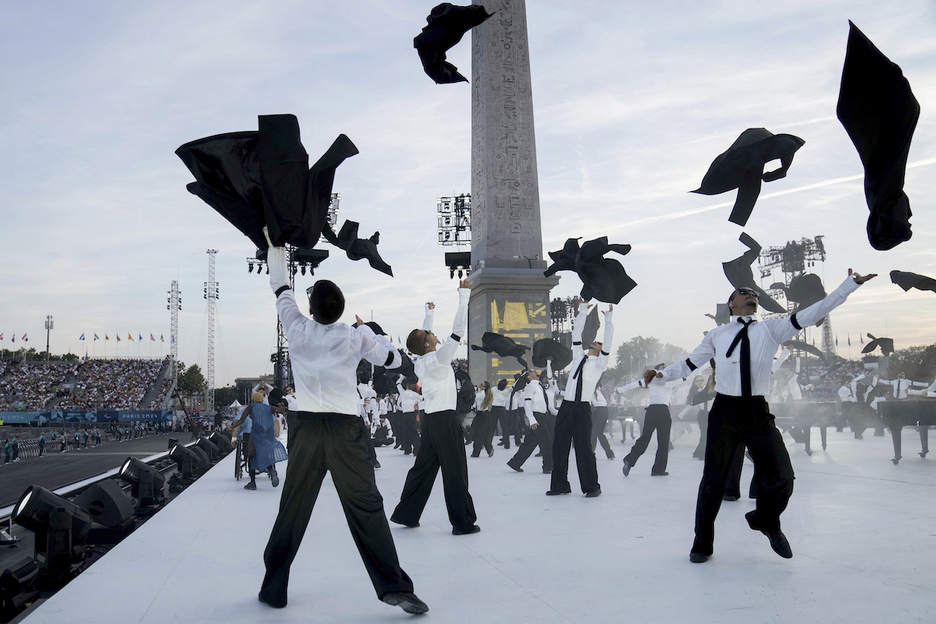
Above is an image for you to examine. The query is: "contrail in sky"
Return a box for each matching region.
[612,156,936,232]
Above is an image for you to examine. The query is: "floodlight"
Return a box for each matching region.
[118,458,166,507]
[13,486,92,574]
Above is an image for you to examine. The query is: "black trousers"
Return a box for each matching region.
[624,404,672,473]
[691,395,795,556]
[590,406,613,457]
[399,412,421,455]
[392,410,477,532]
[509,412,554,471]
[386,412,403,447]
[471,410,494,456]
[260,412,412,607]
[693,409,709,458]
[550,401,600,494]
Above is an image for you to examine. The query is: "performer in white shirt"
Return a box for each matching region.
[590,383,615,460]
[878,372,929,399]
[618,365,683,476]
[258,233,427,615]
[391,281,480,535]
[471,382,495,457]
[547,299,614,498]
[652,270,875,563]
[395,379,422,456]
[507,365,558,473]
[489,379,512,449]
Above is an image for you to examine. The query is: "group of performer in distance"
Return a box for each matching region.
[254,226,876,614]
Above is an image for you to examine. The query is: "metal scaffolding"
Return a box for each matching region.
[204,250,219,411]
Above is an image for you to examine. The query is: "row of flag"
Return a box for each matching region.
[0,333,173,343]
[77,333,170,343]
[836,334,866,347]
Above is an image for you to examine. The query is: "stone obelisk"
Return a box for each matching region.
[467,0,558,385]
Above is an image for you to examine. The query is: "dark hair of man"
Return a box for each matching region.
[497,379,508,391]
[308,280,345,324]
[406,329,427,356]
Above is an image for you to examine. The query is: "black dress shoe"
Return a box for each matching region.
[689,552,710,563]
[545,488,571,496]
[382,591,429,614]
[258,591,286,608]
[543,468,552,474]
[470,453,480,457]
[622,461,632,476]
[746,511,792,558]
[651,471,669,476]
[390,516,420,528]
[722,494,740,501]
[585,488,602,498]
[607,451,615,460]
[452,524,481,535]
[508,463,524,472]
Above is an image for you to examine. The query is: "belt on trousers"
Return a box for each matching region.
[296,411,357,422]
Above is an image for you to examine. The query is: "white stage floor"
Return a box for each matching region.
[23,427,936,623]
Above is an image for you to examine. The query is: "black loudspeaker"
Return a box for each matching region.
[74,480,136,527]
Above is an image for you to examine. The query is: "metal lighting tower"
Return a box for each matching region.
[168,281,181,385]
[44,315,53,361]
[204,250,219,411]
[437,194,472,278]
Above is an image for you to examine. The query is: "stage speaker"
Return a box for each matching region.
[74,480,135,528]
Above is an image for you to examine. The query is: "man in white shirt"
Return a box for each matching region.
[548,299,614,498]
[618,364,683,476]
[507,364,558,473]
[395,379,422,455]
[258,235,427,615]
[879,372,928,399]
[391,280,480,535]
[652,269,875,563]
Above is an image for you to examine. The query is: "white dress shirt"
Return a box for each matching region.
[268,246,401,415]
[617,376,683,405]
[562,305,614,402]
[879,377,928,399]
[660,274,863,397]
[414,289,470,414]
[491,387,511,407]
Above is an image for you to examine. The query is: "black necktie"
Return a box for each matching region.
[725,318,754,397]
[573,356,588,402]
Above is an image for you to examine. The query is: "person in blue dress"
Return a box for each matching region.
[231,391,288,490]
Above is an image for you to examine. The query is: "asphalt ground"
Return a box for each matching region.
[0,432,188,510]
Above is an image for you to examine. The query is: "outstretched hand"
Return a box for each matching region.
[459,279,473,289]
[355,314,365,326]
[426,302,436,310]
[848,268,877,284]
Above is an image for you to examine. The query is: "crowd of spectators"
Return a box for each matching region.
[56,359,167,411]
[0,362,79,411]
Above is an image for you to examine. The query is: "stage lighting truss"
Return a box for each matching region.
[437,194,471,247]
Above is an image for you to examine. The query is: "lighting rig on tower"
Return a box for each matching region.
[437,193,472,278]
[247,194,338,389]
[758,235,833,355]
[549,296,580,348]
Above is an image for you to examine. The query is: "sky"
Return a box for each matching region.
[2,0,935,388]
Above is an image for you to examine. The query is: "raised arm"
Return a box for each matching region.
[660,331,716,383]
[596,306,614,372]
[435,281,471,365]
[356,323,402,369]
[570,300,589,348]
[768,270,875,344]
[422,302,435,331]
